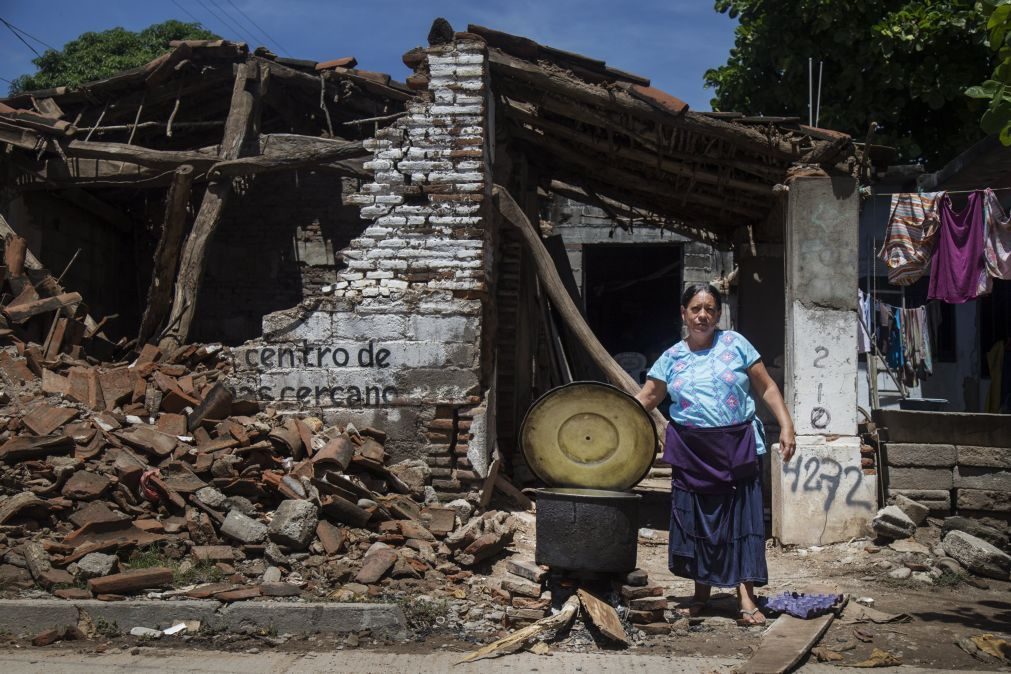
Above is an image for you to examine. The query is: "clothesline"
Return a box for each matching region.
[872,186,1011,196]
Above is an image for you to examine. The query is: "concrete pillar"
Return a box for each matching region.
[771,177,877,546]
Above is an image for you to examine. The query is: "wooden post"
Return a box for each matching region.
[493,185,667,438]
[159,62,262,352]
[137,164,195,345]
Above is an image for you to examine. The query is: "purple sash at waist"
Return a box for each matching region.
[663,420,758,494]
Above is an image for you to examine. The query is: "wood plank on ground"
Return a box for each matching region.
[741,613,835,674]
[577,588,629,645]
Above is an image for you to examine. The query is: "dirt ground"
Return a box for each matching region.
[3,511,1009,671]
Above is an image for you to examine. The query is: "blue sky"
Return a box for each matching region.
[0,1,737,110]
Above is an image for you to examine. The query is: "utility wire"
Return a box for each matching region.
[170,0,206,27]
[0,17,57,52]
[223,0,288,55]
[197,0,257,46]
[213,0,265,49]
[1,18,40,57]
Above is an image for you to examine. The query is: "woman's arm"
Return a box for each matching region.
[747,360,797,462]
[635,378,667,412]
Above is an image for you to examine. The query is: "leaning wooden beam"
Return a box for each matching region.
[494,185,667,436]
[456,594,580,663]
[4,292,82,324]
[137,165,195,346]
[160,61,262,352]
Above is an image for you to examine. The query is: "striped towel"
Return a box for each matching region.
[878,191,943,285]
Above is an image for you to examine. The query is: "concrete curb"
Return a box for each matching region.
[0,599,406,637]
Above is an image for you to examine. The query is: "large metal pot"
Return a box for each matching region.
[535,487,642,573]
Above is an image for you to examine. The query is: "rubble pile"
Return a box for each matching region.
[869,495,1011,584]
[0,335,521,604]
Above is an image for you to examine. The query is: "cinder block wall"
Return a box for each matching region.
[228,35,494,501]
[879,410,1011,524]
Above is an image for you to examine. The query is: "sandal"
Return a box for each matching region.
[737,607,767,626]
[678,600,709,617]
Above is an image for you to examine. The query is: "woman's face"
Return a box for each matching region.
[681,291,721,340]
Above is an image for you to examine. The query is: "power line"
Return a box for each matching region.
[213,0,264,49]
[0,17,57,52]
[170,0,207,28]
[196,0,257,46]
[222,0,288,55]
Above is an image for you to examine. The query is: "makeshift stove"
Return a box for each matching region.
[519,382,656,576]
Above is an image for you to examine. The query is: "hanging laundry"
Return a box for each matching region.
[857,290,871,353]
[879,191,943,285]
[982,188,1011,286]
[886,307,904,371]
[928,191,987,304]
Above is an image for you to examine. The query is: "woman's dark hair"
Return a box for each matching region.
[680,283,723,310]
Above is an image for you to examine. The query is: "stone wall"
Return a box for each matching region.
[228,36,494,500]
[878,410,1011,523]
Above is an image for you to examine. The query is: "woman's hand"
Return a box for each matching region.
[778,424,797,462]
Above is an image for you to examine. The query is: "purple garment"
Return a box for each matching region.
[662,420,758,495]
[928,192,986,304]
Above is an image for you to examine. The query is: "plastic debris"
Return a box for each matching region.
[760,591,842,619]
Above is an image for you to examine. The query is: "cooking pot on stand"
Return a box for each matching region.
[519,381,657,574]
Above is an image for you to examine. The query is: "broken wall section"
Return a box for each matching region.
[229,36,494,501]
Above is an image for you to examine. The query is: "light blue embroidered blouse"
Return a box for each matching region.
[646,329,766,455]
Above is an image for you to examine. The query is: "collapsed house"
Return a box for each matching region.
[0,22,903,548]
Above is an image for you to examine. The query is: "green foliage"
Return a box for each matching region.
[705,1,993,167]
[9,20,218,95]
[969,1,1011,144]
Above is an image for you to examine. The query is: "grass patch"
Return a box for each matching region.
[126,545,224,586]
[95,617,119,637]
[398,596,449,630]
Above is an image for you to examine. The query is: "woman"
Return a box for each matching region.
[635,283,797,626]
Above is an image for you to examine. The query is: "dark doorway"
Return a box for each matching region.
[583,244,683,383]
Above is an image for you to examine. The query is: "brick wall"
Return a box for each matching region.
[228,35,494,500]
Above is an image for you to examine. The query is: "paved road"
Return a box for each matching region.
[0,648,995,674]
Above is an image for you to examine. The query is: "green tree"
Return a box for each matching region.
[966,0,1011,144]
[10,20,218,95]
[705,1,992,167]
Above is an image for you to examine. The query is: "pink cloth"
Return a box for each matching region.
[928,192,987,304]
[982,188,1011,288]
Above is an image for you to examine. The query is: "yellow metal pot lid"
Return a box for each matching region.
[520,381,657,491]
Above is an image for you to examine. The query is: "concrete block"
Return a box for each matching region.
[885,443,957,467]
[957,445,1011,469]
[942,516,1009,550]
[891,493,929,526]
[771,436,876,546]
[956,488,1011,513]
[876,410,1011,446]
[888,489,950,512]
[941,530,1011,579]
[268,500,319,550]
[887,467,953,490]
[218,602,404,635]
[220,510,267,544]
[954,466,1011,491]
[871,505,916,539]
[407,315,477,342]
